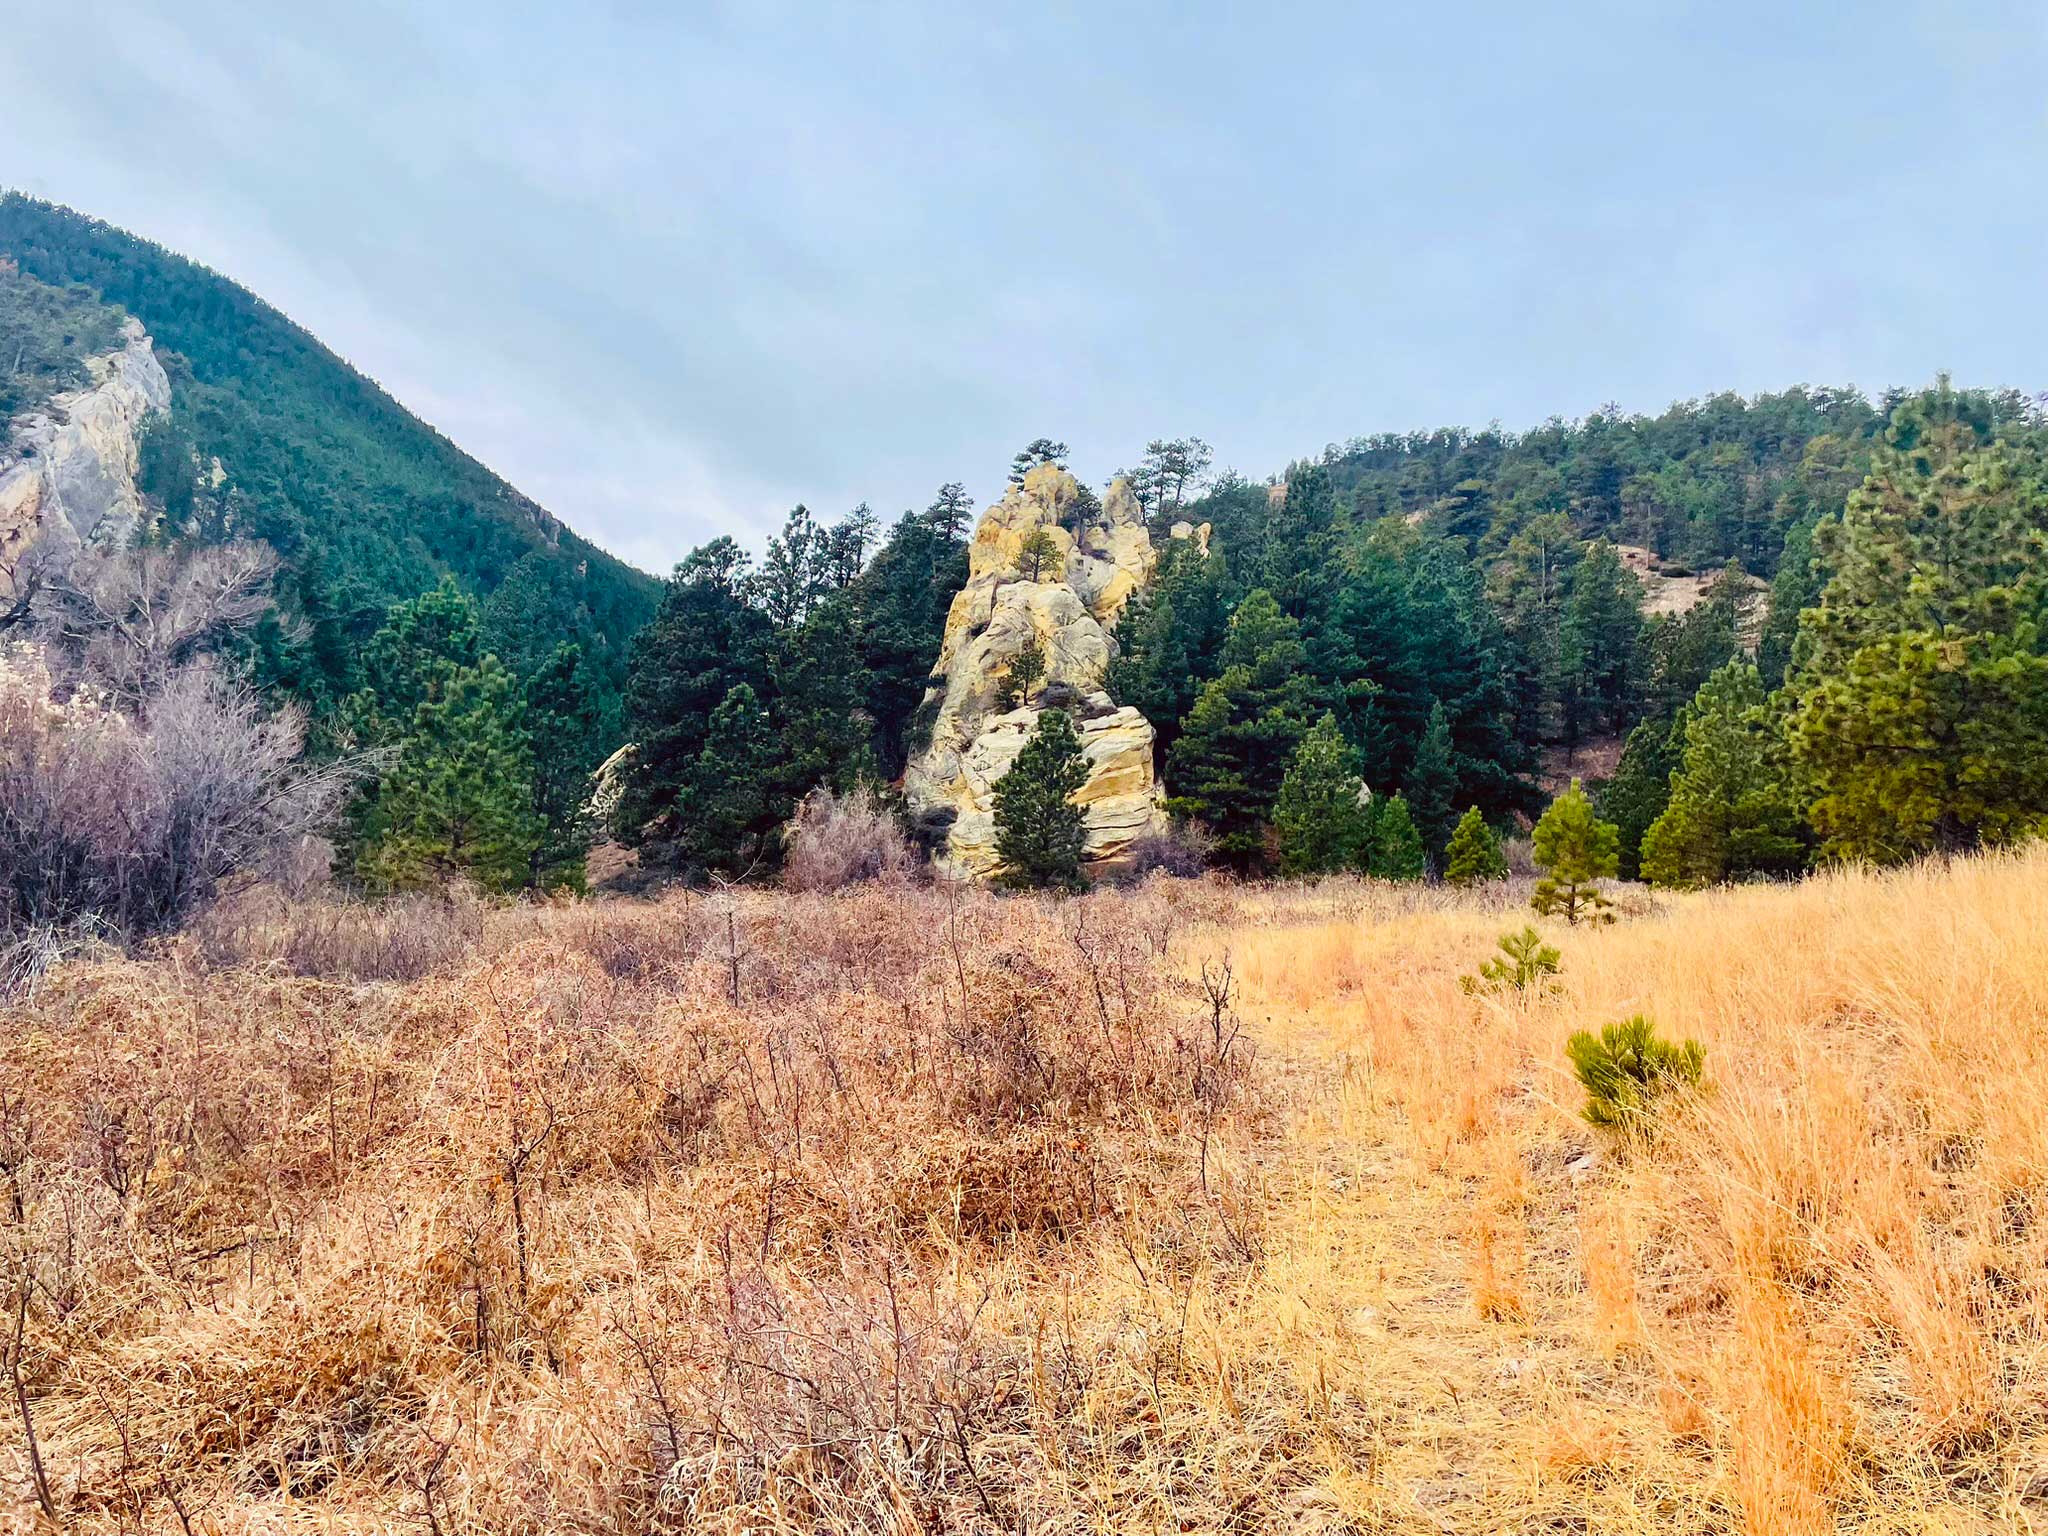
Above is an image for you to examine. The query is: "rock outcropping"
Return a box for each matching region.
[0,318,171,594]
[904,464,1169,876]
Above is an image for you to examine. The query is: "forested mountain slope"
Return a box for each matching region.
[0,194,657,705]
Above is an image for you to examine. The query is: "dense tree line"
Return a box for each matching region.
[0,260,123,420]
[610,493,967,877]
[598,383,2046,891]
[1102,381,2048,885]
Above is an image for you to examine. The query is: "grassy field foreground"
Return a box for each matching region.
[3,851,2046,1532]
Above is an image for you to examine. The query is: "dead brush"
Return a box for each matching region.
[0,881,1263,1531]
[193,886,486,981]
[22,849,2046,1531]
[640,1241,1027,1531]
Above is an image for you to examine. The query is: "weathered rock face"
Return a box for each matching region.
[904,465,1168,876]
[0,318,171,594]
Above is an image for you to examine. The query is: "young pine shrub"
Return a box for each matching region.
[1443,805,1508,885]
[1532,778,1620,926]
[1566,1015,1705,1130]
[1365,792,1426,881]
[781,785,922,892]
[993,708,1089,890]
[1461,924,1561,995]
[1273,712,1370,876]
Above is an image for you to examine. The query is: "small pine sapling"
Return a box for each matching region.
[1531,778,1620,926]
[1017,527,1061,582]
[997,635,1048,711]
[1443,805,1508,885]
[1461,925,1561,994]
[1566,1015,1705,1130]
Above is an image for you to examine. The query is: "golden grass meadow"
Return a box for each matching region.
[4,849,2048,1533]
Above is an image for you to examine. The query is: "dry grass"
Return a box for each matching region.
[5,852,2048,1531]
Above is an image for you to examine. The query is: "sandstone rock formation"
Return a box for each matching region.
[0,317,170,594]
[904,464,1168,876]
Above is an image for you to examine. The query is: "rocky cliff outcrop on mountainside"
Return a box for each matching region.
[904,464,1177,876]
[0,317,169,593]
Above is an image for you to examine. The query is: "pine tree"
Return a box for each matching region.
[1443,806,1508,884]
[994,708,1090,889]
[1274,713,1372,875]
[766,592,871,803]
[684,683,775,872]
[1404,697,1458,863]
[617,538,771,851]
[355,655,542,894]
[998,635,1048,711]
[1106,540,1231,761]
[523,642,604,891]
[1640,662,1807,888]
[1164,590,1316,870]
[1531,779,1619,925]
[1601,714,1685,880]
[1010,439,1071,484]
[1121,437,1214,528]
[1017,526,1061,581]
[925,481,975,541]
[1261,462,1339,619]
[1557,541,1645,747]
[853,509,968,773]
[358,575,484,727]
[482,551,586,682]
[1756,516,1822,686]
[1785,384,2048,862]
[1312,528,1533,824]
[1368,793,1426,881]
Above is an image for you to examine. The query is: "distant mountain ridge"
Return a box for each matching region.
[0,193,656,703]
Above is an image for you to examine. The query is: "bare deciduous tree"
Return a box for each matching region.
[35,541,293,704]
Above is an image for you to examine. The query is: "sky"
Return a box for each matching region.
[5,1,2045,574]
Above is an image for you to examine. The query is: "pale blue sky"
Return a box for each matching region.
[6,2,2044,572]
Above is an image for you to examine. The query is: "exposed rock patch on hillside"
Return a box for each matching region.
[905,464,1171,876]
[0,317,168,592]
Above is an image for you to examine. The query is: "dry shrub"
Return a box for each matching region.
[0,643,351,945]
[0,880,1262,1531]
[194,888,487,981]
[781,786,922,892]
[13,846,2048,1533]
[1111,822,1214,881]
[34,539,283,707]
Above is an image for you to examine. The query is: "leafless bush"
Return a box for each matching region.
[0,645,356,940]
[0,875,1270,1529]
[653,1249,1021,1529]
[1110,823,1215,882]
[34,541,289,705]
[782,786,923,893]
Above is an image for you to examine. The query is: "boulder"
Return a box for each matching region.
[905,466,1167,876]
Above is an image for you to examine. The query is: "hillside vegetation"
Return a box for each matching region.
[0,194,657,709]
[0,260,124,422]
[3,850,2043,1530]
